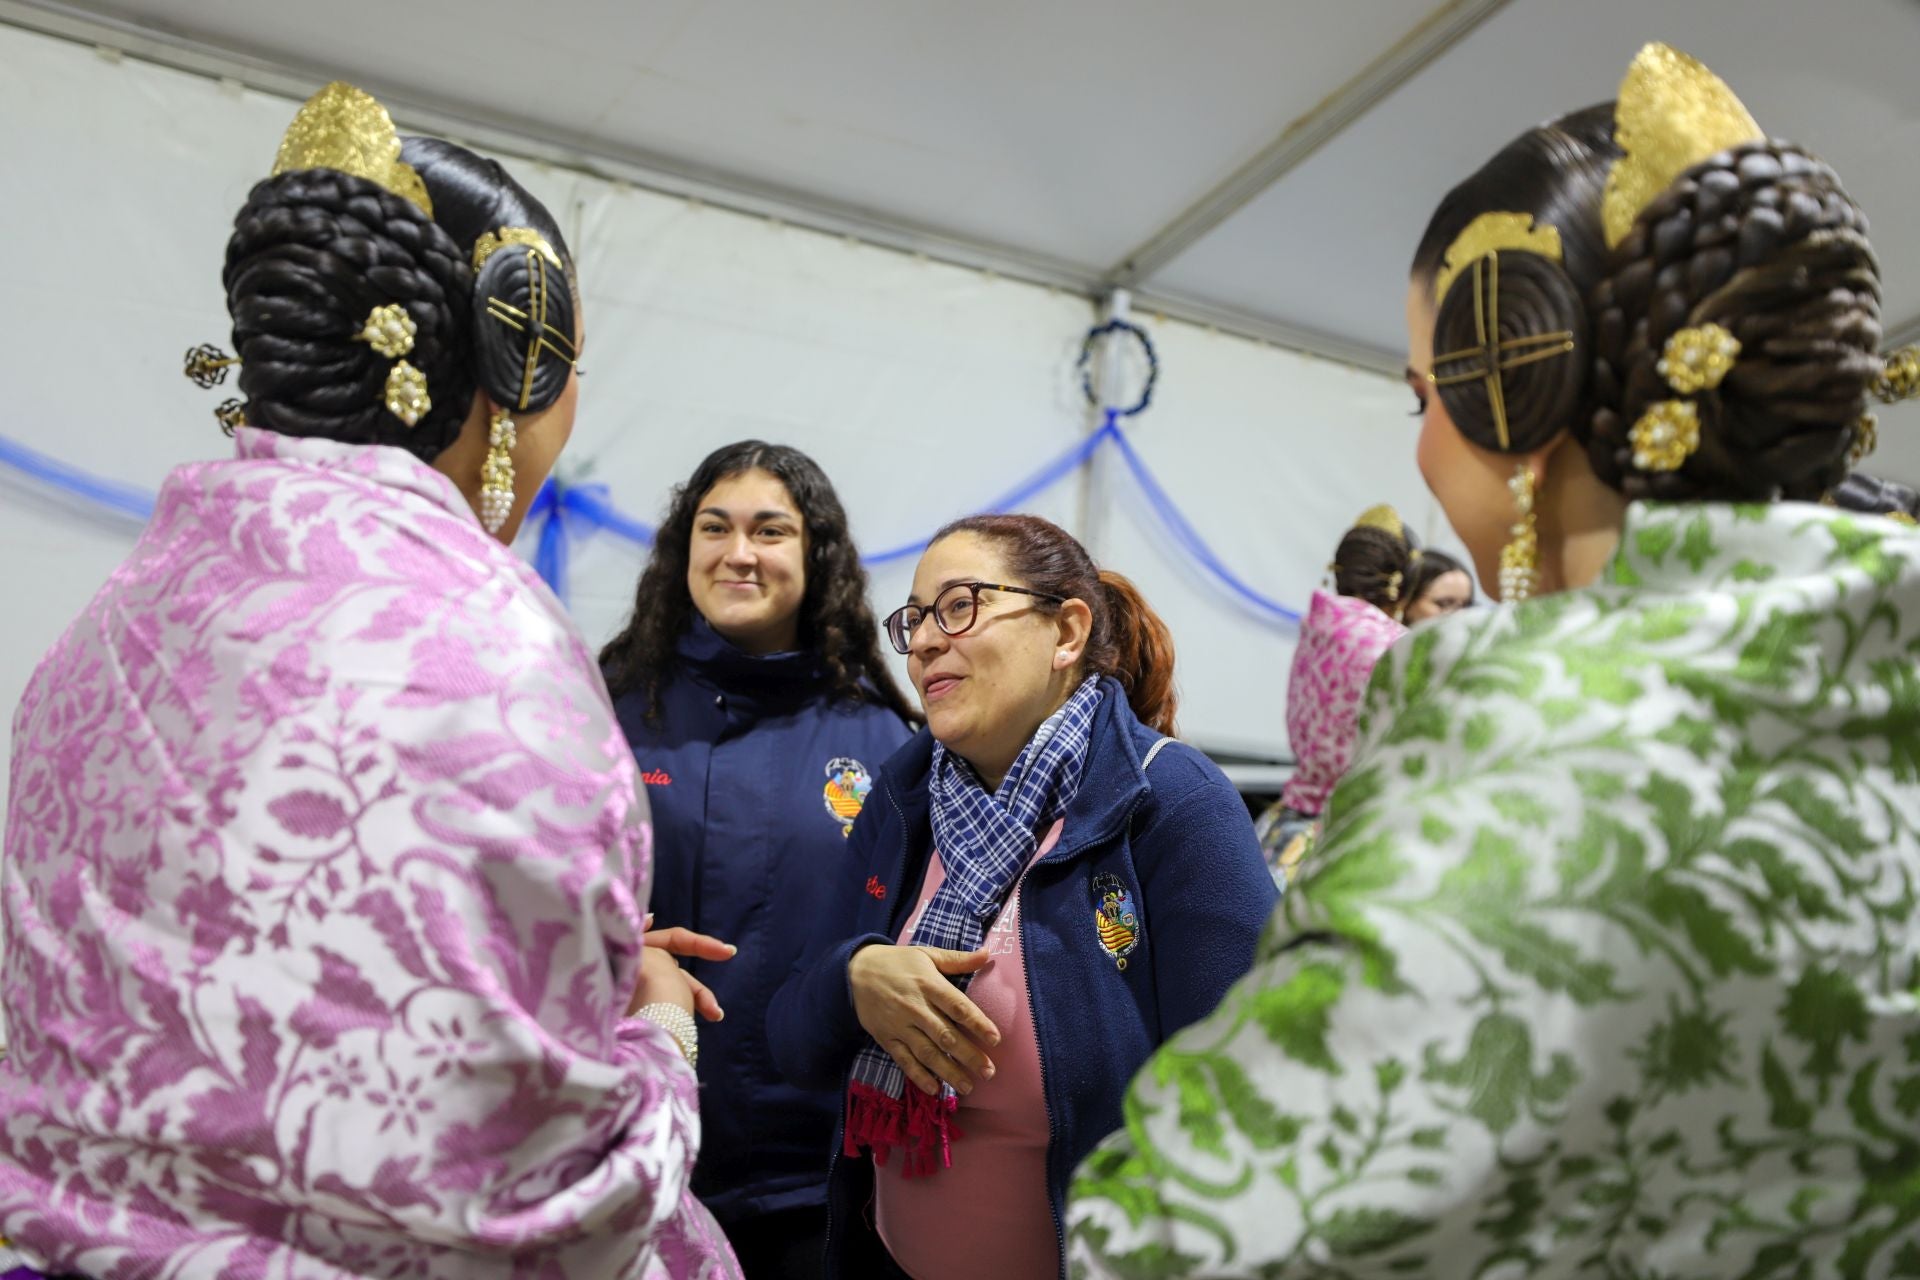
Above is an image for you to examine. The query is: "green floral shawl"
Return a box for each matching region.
[1068,501,1920,1278]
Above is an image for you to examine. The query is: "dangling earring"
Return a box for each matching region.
[480,409,516,534]
[1499,465,1539,602]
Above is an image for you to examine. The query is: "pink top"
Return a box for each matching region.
[1280,589,1406,815]
[875,819,1065,1280]
[0,430,736,1280]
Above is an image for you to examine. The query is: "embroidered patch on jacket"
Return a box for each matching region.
[823,757,873,837]
[1092,872,1141,970]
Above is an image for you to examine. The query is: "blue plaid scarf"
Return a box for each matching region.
[844,675,1103,1177]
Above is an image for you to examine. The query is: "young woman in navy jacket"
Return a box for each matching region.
[766,514,1277,1280]
[600,441,916,1279]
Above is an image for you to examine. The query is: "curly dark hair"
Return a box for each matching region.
[599,441,917,724]
[1411,103,1883,503]
[222,137,577,462]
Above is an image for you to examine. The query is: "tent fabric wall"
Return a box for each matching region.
[0,21,1450,799]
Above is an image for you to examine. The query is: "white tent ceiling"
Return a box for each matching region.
[8,0,1920,465]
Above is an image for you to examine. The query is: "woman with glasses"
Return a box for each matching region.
[599,441,916,1279]
[766,513,1276,1280]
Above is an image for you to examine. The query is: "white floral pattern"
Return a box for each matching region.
[0,429,738,1279]
[1069,501,1920,1278]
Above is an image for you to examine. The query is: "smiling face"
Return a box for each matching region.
[902,531,1090,788]
[685,467,809,655]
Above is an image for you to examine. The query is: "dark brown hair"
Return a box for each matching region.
[1331,522,1416,615]
[1412,103,1881,502]
[932,514,1178,736]
[599,441,917,725]
[222,139,577,462]
[1405,548,1474,610]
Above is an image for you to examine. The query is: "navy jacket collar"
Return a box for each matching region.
[675,615,824,695]
[876,676,1155,865]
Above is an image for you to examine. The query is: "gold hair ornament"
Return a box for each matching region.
[272,83,431,217]
[1352,504,1406,540]
[214,399,247,436]
[1873,345,1920,404]
[1658,324,1741,395]
[1850,413,1878,467]
[1432,212,1563,306]
[1630,400,1701,472]
[472,227,564,273]
[384,362,430,428]
[1428,228,1577,451]
[356,304,417,359]
[184,344,239,389]
[484,247,579,409]
[1602,44,1762,249]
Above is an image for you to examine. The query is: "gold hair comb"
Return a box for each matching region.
[272,82,432,217]
[1602,44,1762,249]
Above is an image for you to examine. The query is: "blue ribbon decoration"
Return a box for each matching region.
[0,315,1302,629]
[0,434,154,522]
[526,477,660,603]
[859,420,1118,566]
[1102,409,1301,624]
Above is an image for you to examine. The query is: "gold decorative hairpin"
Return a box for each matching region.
[355,303,416,359]
[272,82,432,216]
[484,247,578,409]
[1850,413,1878,467]
[351,302,430,427]
[1625,322,1742,474]
[1602,44,1762,249]
[1630,400,1701,472]
[472,227,564,273]
[1427,222,1577,451]
[1874,345,1920,404]
[1432,212,1563,306]
[1658,324,1741,396]
[183,344,240,389]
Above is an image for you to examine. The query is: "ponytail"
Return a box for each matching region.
[1097,570,1178,736]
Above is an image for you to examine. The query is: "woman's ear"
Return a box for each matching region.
[1053,598,1094,669]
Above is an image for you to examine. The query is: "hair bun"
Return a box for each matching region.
[1586,140,1879,501]
[222,168,475,460]
[470,241,578,415]
[1431,249,1589,455]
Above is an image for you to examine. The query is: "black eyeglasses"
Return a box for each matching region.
[884,581,1065,655]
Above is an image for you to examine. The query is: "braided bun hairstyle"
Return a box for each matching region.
[1588,143,1878,501]
[1331,521,1416,615]
[223,137,577,463]
[1412,105,1883,503]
